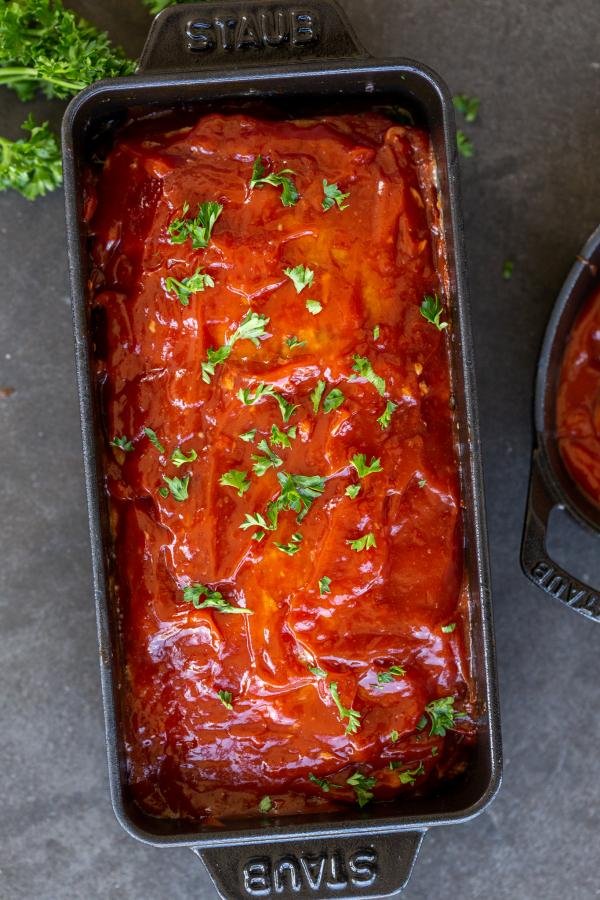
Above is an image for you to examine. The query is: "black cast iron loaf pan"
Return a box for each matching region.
[62,2,501,896]
[521,224,600,619]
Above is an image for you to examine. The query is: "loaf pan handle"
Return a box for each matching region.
[521,450,600,619]
[195,830,425,899]
[138,0,368,73]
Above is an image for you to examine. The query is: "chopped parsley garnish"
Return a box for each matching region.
[168,200,223,249]
[348,532,377,552]
[273,393,299,423]
[160,474,189,501]
[319,576,331,596]
[377,665,406,686]
[240,511,271,541]
[259,795,273,813]
[351,355,386,396]
[431,746,439,757]
[274,532,303,555]
[164,269,214,306]
[420,294,448,331]
[456,130,474,158]
[286,335,306,350]
[252,440,283,476]
[452,94,480,123]
[171,447,197,467]
[308,773,331,792]
[391,761,424,785]
[239,429,257,443]
[219,469,251,497]
[284,264,314,294]
[351,453,383,478]
[419,696,461,736]
[0,116,62,200]
[183,583,252,615]
[346,772,376,807]
[269,424,296,449]
[328,682,361,734]
[238,383,298,423]
[322,179,349,211]
[250,156,299,207]
[217,690,233,710]
[305,298,323,315]
[323,388,345,413]
[310,379,326,414]
[111,435,133,452]
[345,484,361,500]
[275,471,326,522]
[441,623,456,633]
[418,478,427,488]
[377,400,398,430]
[373,324,380,340]
[202,311,270,382]
[144,427,165,453]
[308,664,327,678]
[503,259,514,280]
[390,730,399,743]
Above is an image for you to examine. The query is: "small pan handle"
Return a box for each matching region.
[195,830,425,899]
[138,0,368,73]
[521,450,600,619]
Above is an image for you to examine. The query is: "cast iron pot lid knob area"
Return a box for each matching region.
[61,1,501,898]
[521,223,600,621]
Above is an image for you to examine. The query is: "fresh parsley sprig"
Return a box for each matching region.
[251,440,283,476]
[377,400,398,430]
[219,469,251,497]
[274,532,303,555]
[377,665,406,686]
[110,435,133,453]
[159,474,189,501]
[183,583,252,615]
[165,269,214,306]
[329,682,361,734]
[346,772,376,807]
[250,155,299,207]
[347,532,377,552]
[322,179,349,211]
[284,264,314,294]
[0,116,62,200]
[351,355,386,396]
[417,696,462,736]
[168,200,223,249]
[202,311,270,383]
[351,453,382,479]
[420,294,448,331]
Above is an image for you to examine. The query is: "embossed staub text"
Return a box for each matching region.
[531,560,600,617]
[242,848,378,895]
[186,9,319,52]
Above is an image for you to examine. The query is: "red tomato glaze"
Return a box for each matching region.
[557,284,600,506]
[85,111,476,823]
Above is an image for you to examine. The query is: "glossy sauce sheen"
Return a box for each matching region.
[557,284,600,506]
[85,112,476,822]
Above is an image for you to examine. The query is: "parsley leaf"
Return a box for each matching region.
[348,532,377,552]
[323,388,345,413]
[239,511,271,541]
[275,471,326,523]
[171,447,197,467]
[390,730,399,743]
[183,583,252,615]
[308,773,331,792]
[0,0,134,101]
[442,623,456,633]
[229,310,270,348]
[239,429,257,443]
[373,324,380,340]
[328,682,361,734]
[259,795,273,813]
[322,179,350,211]
[418,478,427,488]
[456,130,474,158]
[351,355,386,396]
[0,116,62,200]
[351,453,383,478]
[319,576,331,595]
[453,94,480,123]
[273,393,299,423]
[310,379,326,414]
[377,400,398,430]
[345,484,361,500]
[144,427,165,453]
[269,424,296,449]
[391,761,424,785]
[164,269,214,306]
[286,335,306,350]
[420,294,448,331]
[168,201,223,249]
[284,264,314,294]
[219,469,251,497]
[503,259,514,280]
[422,696,461,736]
[346,772,376,807]
[305,298,323,315]
[238,383,297,423]
[201,346,231,384]
[274,532,303,555]
[252,439,283,476]
[377,665,406,686]
[308,664,327,678]
[110,435,133,452]
[161,474,189,501]
[250,155,299,207]
[217,690,233,710]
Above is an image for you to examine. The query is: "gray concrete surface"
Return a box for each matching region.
[2,1,600,898]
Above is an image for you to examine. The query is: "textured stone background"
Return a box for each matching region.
[2,1,600,898]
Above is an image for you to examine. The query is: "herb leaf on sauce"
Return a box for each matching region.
[310,379,326,414]
[274,532,303,555]
[269,424,296,449]
[390,761,425,785]
[377,400,398,430]
[308,773,331,792]
[347,532,377,552]
[442,623,456,633]
[168,201,223,249]
[202,312,270,382]
[217,690,233,710]
[351,453,383,478]
[322,179,350,211]
[323,388,345,413]
[319,576,331,595]
[239,429,257,443]
[420,696,461,736]
[305,299,323,315]
[346,772,376,807]
[183,583,252,615]
[275,471,326,522]
[286,335,306,350]
[164,269,214,306]
[238,383,297,423]
[250,155,299,207]
[219,469,251,496]
[201,346,232,383]
[377,665,406,685]
[110,435,133,452]
[351,354,386,396]
[420,294,448,331]
[308,664,327,678]
[329,682,361,734]
[161,474,190,501]
[259,795,273,813]
[345,484,361,500]
[144,427,165,453]
[284,264,314,294]
[171,447,197,467]
[252,440,283,476]
[373,324,380,340]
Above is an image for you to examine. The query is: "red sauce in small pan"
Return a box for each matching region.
[84,111,476,823]
[557,284,600,507]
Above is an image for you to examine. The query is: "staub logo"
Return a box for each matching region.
[242,848,378,895]
[186,9,319,52]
